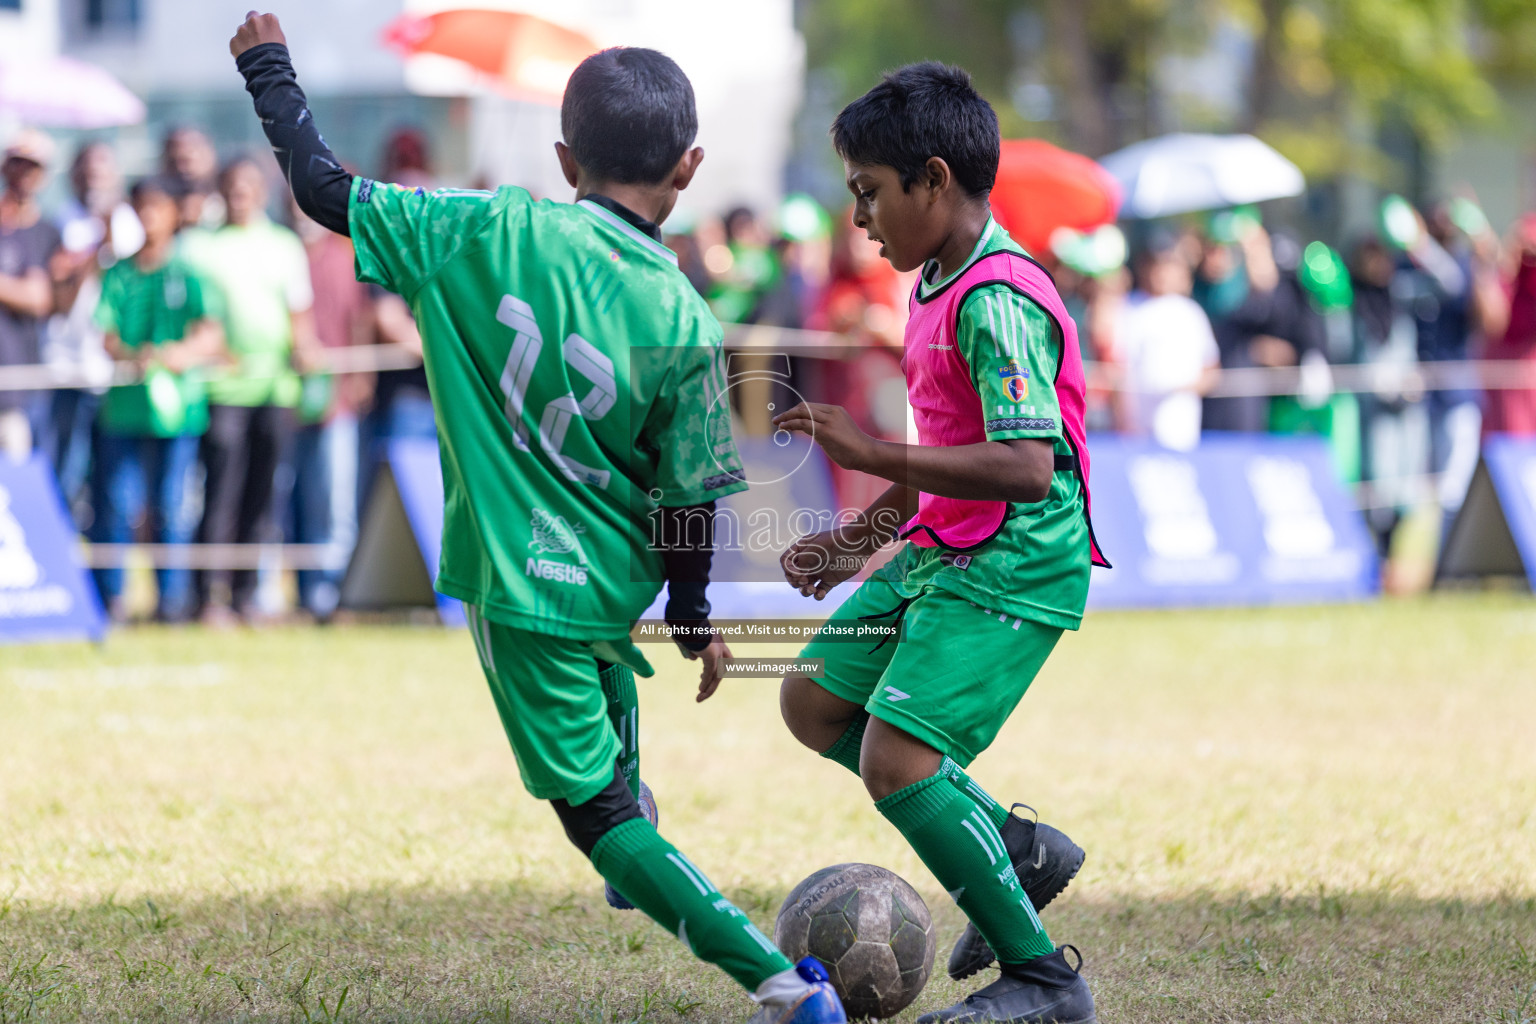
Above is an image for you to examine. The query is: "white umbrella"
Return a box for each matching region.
[1100,133,1305,219]
[0,57,145,129]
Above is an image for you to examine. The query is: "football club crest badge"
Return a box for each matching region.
[998,359,1029,402]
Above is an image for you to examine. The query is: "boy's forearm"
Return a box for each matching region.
[102,332,132,362]
[0,269,52,318]
[862,438,1053,504]
[289,308,322,369]
[234,43,353,236]
[181,320,225,364]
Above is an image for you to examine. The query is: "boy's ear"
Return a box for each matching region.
[554,141,580,189]
[922,156,953,200]
[670,146,705,192]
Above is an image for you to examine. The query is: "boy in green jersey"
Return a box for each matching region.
[774,65,1100,1024]
[230,13,845,1022]
[91,176,224,622]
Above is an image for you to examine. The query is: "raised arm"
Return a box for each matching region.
[230,13,353,236]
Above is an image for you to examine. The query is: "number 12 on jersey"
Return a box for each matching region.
[495,294,617,489]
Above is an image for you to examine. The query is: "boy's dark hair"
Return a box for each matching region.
[832,62,999,199]
[561,47,697,185]
[129,175,187,206]
[722,206,756,244]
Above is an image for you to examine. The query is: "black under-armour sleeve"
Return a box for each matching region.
[658,501,716,652]
[235,42,352,236]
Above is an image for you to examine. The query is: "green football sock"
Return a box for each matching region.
[876,773,1053,964]
[590,818,792,991]
[819,711,868,775]
[937,755,1012,831]
[599,662,639,797]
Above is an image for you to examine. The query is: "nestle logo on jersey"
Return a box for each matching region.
[525,558,589,586]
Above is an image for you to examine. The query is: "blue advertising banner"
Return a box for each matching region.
[0,454,106,643]
[1436,435,1536,589]
[348,434,1380,621]
[1086,434,1379,608]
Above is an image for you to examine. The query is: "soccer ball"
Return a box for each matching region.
[774,863,936,1019]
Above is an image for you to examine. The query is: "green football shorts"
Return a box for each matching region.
[465,606,652,806]
[798,577,1063,767]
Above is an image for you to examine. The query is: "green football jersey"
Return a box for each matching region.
[349,180,748,640]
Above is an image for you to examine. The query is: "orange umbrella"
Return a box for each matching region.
[381,9,599,104]
[990,139,1122,256]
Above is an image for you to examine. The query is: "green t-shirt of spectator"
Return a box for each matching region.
[182,218,313,408]
[707,242,781,324]
[94,248,215,438]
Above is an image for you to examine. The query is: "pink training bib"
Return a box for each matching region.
[900,248,1108,567]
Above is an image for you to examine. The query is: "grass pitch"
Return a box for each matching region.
[2,596,1534,1023]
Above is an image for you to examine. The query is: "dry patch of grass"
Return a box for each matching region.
[2,596,1534,1021]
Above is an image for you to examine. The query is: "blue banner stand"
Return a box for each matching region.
[1435,435,1536,590]
[340,438,464,625]
[1086,434,1379,608]
[0,454,106,643]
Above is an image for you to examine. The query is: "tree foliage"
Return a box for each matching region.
[799,0,1536,176]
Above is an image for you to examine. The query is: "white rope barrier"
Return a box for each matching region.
[1188,360,1536,399]
[9,326,1521,573]
[5,332,1533,396]
[0,343,425,392]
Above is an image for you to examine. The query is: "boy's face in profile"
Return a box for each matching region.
[845,160,941,274]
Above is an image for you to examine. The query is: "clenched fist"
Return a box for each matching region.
[230,10,286,58]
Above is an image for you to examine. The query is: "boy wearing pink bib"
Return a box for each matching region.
[774,64,1105,1024]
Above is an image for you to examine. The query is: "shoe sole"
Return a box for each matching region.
[948,839,1087,981]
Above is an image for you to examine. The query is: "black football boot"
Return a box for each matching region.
[918,946,1095,1024]
[947,805,1085,981]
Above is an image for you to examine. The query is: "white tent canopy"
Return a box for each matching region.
[0,56,145,129]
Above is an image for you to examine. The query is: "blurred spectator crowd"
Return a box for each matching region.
[668,188,1536,565]
[4,122,1536,621]
[1,125,430,624]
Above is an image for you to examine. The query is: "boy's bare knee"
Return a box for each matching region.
[780,674,860,752]
[859,744,919,801]
[859,716,943,802]
[778,674,818,748]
